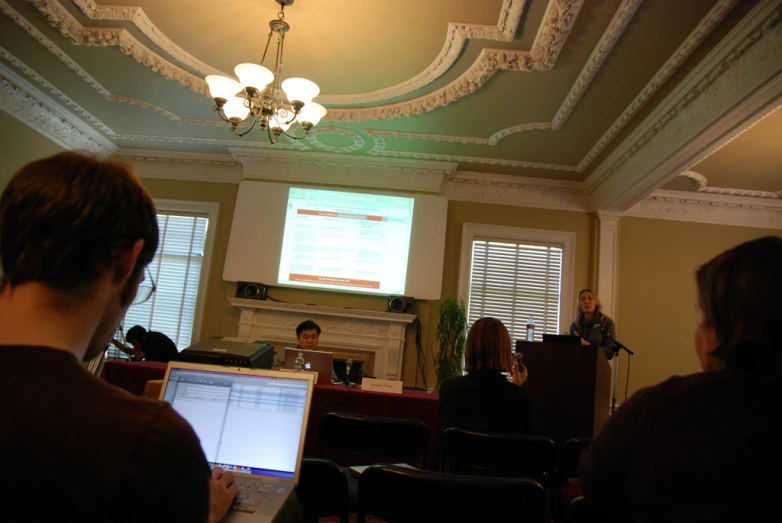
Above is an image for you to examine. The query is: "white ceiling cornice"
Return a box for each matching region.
[587,0,782,210]
[0,64,115,153]
[626,189,782,230]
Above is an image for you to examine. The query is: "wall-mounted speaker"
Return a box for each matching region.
[387,296,414,313]
[236,281,267,300]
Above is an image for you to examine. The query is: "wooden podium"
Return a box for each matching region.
[515,340,611,444]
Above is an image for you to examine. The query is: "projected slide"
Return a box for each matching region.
[278,187,415,295]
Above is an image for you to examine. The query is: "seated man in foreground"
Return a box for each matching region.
[0,152,237,522]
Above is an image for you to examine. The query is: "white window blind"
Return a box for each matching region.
[119,212,209,352]
[467,239,563,342]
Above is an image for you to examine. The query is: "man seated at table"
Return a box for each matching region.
[112,324,178,362]
[273,320,338,381]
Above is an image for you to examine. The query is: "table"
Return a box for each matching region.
[304,384,440,469]
[101,360,168,396]
[102,362,442,468]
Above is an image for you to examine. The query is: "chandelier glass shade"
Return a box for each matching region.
[205,0,326,143]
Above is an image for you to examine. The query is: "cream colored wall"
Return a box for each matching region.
[615,217,781,399]
[0,111,65,188]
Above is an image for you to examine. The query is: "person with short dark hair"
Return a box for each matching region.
[112,324,178,362]
[296,320,321,350]
[580,236,782,522]
[438,317,534,435]
[0,152,237,522]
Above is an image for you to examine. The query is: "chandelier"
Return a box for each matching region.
[205,0,326,143]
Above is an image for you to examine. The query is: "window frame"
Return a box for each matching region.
[152,199,219,345]
[457,223,576,335]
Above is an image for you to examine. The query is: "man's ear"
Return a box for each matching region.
[113,239,145,285]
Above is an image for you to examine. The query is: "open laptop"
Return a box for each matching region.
[159,362,315,522]
[283,348,334,384]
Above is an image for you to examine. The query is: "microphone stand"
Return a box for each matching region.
[604,332,634,415]
[344,359,355,388]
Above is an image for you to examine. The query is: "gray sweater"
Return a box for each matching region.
[569,314,616,359]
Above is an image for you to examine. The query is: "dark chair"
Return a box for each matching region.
[439,427,557,484]
[296,458,349,523]
[318,411,432,514]
[318,411,431,467]
[358,464,548,523]
[566,495,633,523]
[556,438,592,518]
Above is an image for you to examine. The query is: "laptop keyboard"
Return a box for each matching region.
[231,479,273,513]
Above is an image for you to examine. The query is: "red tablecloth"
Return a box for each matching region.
[101,360,168,396]
[102,363,442,468]
[304,383,440,470]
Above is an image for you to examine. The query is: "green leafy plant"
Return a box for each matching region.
[434,296,467,390]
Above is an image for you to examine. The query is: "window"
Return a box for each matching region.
[108,200,218,358]
[458,224,575,342]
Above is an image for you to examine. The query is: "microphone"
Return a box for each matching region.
[344,359,353,387]
[593,325,634,355]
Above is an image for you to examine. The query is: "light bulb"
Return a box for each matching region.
[222,97,250,121]
[282,78,319,104]
[234,63,274,91]
[205,75,241,100]
[297,102,327,127]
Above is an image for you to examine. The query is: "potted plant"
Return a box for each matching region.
[434,296,468,390]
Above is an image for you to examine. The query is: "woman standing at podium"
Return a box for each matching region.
[569,289,616,360]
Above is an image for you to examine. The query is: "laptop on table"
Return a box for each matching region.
[283,348,334,384]
[160,361,315,522]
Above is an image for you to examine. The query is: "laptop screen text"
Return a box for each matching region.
[163,368,308,479]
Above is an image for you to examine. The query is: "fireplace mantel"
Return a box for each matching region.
[228,298,416,380]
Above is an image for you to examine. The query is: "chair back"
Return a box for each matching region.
[297,458,349,523]
[359,464,547,523]
[318,411,430,467]
[558,437,592,481]
[440,427,557,483]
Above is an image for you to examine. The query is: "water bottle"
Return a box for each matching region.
[294,352,304,372]
[526,316,535,342]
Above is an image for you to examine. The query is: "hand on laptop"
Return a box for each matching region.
[209,466,240,523]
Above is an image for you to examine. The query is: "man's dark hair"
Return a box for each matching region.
[696,235,782,373]
[296,320,321,336]
[125,325,148,344]
[0,152,159,291]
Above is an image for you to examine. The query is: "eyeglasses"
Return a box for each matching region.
[132,265,156,305]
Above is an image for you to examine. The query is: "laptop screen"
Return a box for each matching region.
[162,367,309,479]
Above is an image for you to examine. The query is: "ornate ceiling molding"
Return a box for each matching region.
[0,46,114,136]
[580,0,741,175]
[680,171,781,198]
[122,151,243,184]
[0,69,115,154]
[229,149,453,193]
[354,0,642,147]
[626,189,782,230]
[66,0,525,106]
[1,1,110,95]
[365,131,576,170]
[586,0,782,210]
[26,0,208,95]
[305,127,365,154]
[113,133,309,151]
[327,0,584,122]
[71,0,223,76]
[551,0,645,128]
[319,0,527,105]
[443,170,588,212]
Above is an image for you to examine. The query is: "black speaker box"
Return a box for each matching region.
[236,281,267,300]
[387,296,414,313]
